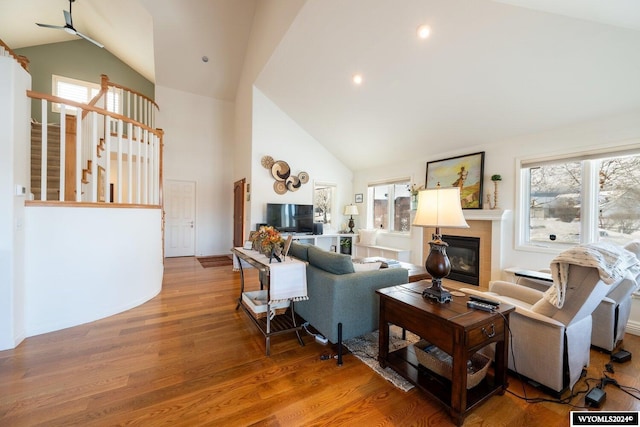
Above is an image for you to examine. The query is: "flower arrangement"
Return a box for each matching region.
[251,225,285,259]
[410,184,424,196]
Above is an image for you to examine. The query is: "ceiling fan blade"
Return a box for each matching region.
[76,31,104,49]
[64,9,72,27]
[36,23,66,29]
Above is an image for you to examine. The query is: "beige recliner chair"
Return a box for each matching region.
[462,242,639,395]
[514,270,637,353]
[591,277,637,352]
[592,240,640,352]
[513,241,640,353]
[463,265,615,394]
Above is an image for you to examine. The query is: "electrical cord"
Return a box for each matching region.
[495,310,639,408]
[302,321,321,339]
[600,372,640,400]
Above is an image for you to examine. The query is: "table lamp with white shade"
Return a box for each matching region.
[344,204,359,233]
[412,184,469,303]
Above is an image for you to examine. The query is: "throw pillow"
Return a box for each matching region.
[358,229,377,246]
[289,242,311,261]
[308,246,355,275]
[353,261,382,272]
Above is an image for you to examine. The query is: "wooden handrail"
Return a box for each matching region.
[27,90,162,137]
[83,81,108,119]
[26,201,161,209]
[0,38,29,71]
[101,74,159,110]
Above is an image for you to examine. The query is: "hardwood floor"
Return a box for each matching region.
[1,256,638,426]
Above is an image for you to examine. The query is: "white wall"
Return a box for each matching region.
[156,85,234,256]
[0,57,31,350]
[24,206,163,336]
[234,0,306,239]
[250,88,354,230]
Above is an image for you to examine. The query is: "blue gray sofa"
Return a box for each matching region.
[290,242,409,345]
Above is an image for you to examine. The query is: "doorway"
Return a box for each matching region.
[164,180,196,257]
[233,179,246,248]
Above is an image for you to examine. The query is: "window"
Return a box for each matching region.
[519,148,640,248]
[314,183,336,231]
[367,179,411,232]
[52,74,121,113]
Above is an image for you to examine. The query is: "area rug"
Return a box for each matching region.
[197,255,234,268]
[343,326,420,392]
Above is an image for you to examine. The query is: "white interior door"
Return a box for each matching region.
[165,180,196,257]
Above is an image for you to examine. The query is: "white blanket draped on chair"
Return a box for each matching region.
[547,242,640,308]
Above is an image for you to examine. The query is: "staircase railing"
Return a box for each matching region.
[0,38,29,71]
[100,74,158,129]
[28,91,163,205]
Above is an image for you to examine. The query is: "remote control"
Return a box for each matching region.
[467,301,495,312]
[469,295,500,306]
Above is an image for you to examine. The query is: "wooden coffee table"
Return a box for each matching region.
[377,281,514,426]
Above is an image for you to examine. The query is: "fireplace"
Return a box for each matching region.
[443,235,480,286]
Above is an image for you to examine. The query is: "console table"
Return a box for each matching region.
[232,247,306,356]
[377,281,514,426]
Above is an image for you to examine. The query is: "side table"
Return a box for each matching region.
[232,247,306,356]
[377,281,514,426]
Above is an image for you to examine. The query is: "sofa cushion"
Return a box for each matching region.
[289,242,311,261]
[358,229,378,246]
[353,261,382,272]
[308,245,355,275]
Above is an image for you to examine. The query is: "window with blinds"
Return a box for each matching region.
[51,74,120,113]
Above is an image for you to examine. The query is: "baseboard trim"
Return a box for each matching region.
[625,319,640,336]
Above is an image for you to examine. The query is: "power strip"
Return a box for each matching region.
[315,334,328,345]
[303,322,329,345]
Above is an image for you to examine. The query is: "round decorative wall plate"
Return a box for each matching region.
[271,161,291,181]
[273,181,287,195]
[286,175,301,191]
[298,171,309,184]
[261,155,275,169]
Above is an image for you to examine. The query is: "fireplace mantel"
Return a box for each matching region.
[463,209,509,222]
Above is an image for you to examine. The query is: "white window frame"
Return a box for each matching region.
[515,143,640,253]
[313,181,337,232]
[366,177,412,233]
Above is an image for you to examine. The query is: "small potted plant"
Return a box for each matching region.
[340,237,352,255]
[410,184,424,210]
[490,175,502,209]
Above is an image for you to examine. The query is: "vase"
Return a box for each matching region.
[268,246,282,263]
[411,194,418,210]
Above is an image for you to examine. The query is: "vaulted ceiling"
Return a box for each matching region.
[2,0,640,171]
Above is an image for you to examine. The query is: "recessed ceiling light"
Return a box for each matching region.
[352,74,363,85]
[417,24,431,40]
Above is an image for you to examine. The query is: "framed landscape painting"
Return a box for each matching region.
[425,151,485,209]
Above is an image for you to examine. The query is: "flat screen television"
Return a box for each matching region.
[266,203,314,234]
